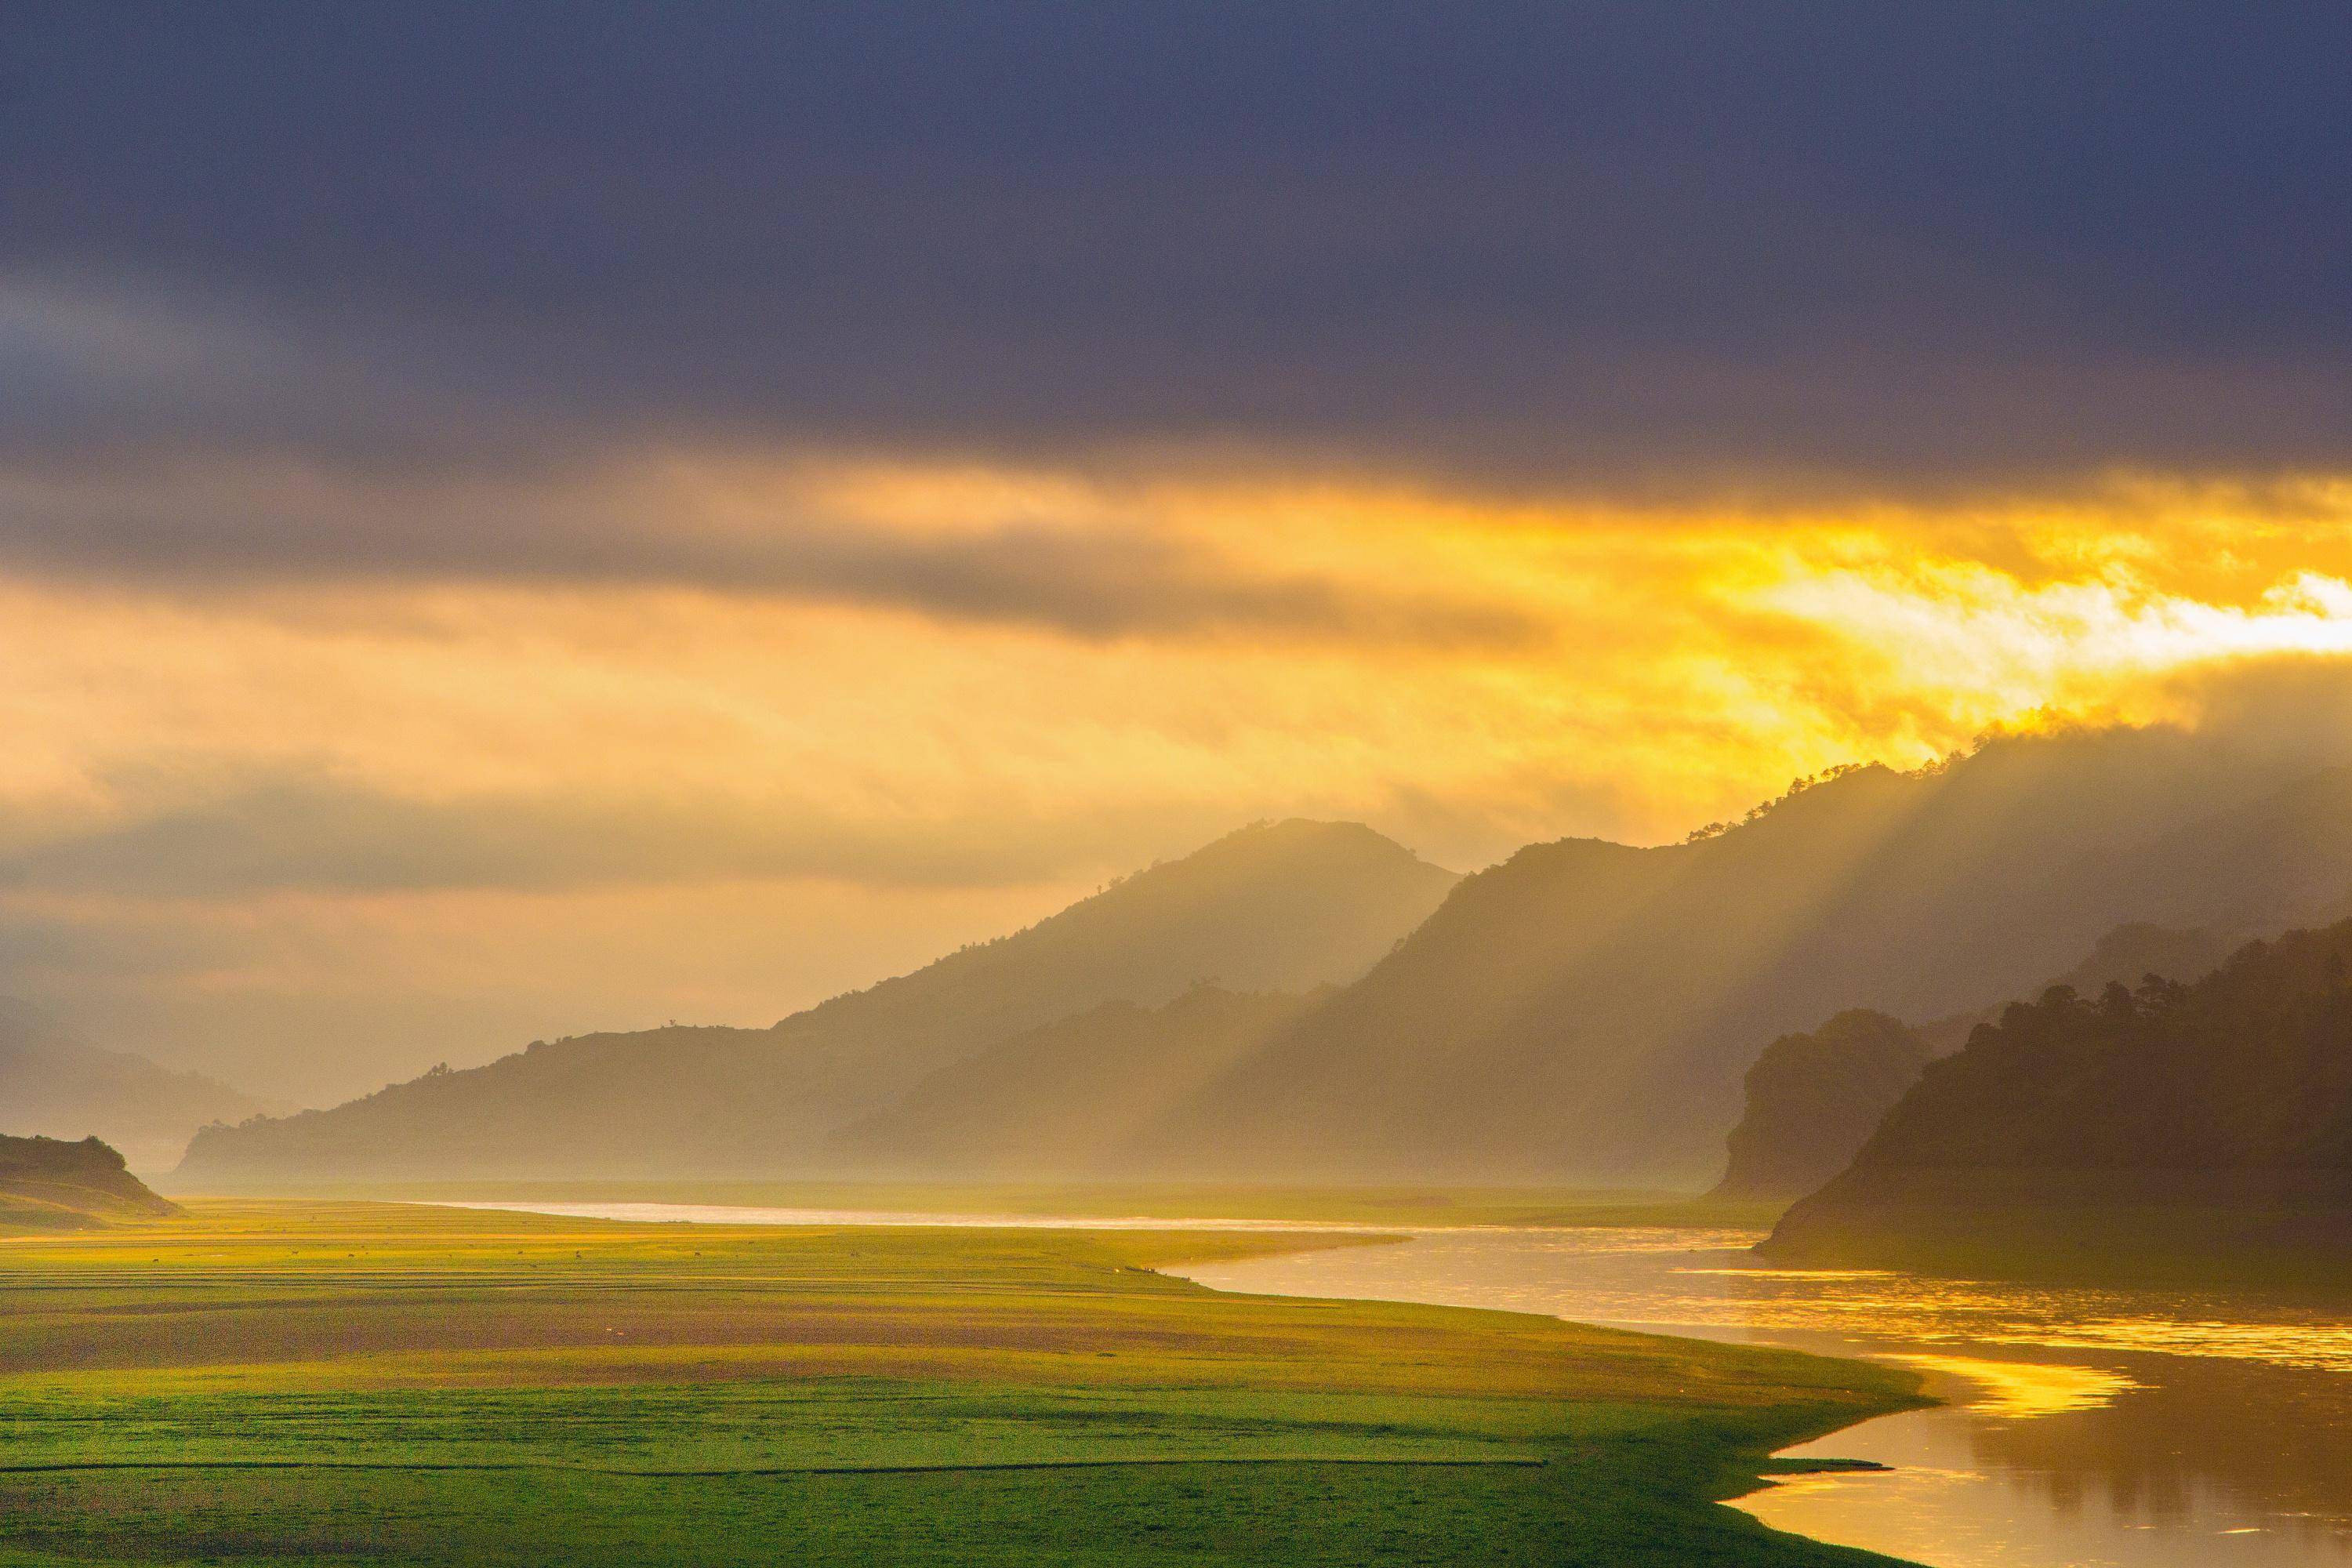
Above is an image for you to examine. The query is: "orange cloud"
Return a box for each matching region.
[9,457,2352,1095]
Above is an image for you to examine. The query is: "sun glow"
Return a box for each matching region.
[9,456,2352,1089]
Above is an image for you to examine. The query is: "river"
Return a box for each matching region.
[449,1203,2352,1566]
[1181,1225,2352,1568]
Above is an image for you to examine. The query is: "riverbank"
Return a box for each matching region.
[0,1200,1921,1566]
[148,1175,1791,1230]
[1762,1167,2352,1290]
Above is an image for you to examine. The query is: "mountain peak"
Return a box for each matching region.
[174,817,1458,1187]
[1139,818,1444,875]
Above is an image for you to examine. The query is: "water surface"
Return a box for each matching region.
[1181,1227,2352,1567]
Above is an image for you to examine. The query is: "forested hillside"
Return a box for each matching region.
[1710,1011,1935,1200]
[1767,919,2352,1273]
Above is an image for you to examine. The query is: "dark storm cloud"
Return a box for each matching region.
[0,459,1537,644]
[6,1,2352,512]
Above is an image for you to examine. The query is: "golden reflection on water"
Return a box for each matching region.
[1879,1353,2140,1417]
[2012,1318,2352,1374]
[1677,1267,1902,1280]
[1545,1228,2352,1379]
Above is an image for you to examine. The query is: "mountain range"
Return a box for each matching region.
[829,985,1323,1178]
[1708,1011,1935,1202]
[175,720,2352,1192]
[175,819,1456,1185]
[1139,735,2352,1182]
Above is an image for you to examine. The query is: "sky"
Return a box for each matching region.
[6,2,2352,1102]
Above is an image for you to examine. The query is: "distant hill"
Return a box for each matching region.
[2045,922,2236,999]
[1764,919,2352,1279]
[1913,922,2237,1054]
[0,1134,180,1231]
[1713,924,2238,1202]
[1146,733,2352,1184]
[172,730,2352,1193]
[174,820,1458,1186]
[830,986,1320,1178]
[1,1000,270,1172]
[1708,1011,1934,1202]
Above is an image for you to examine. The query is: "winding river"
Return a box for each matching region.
[1181,1226,2352,1568]
[454,1203,2352,1566]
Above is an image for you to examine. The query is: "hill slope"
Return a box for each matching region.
[1711,924,2238,1201]
[0,1134,180,1231]
[1,1001,270,1172]
[174,820,1457,1186]
[1764,919,2352,1278]
[1149,731,2352,1183]
[830,986,1321,1178]
[1708,1011,1935,1202]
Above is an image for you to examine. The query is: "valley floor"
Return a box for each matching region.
[147,1178,1791,1230]
[0,1202,1919,1566]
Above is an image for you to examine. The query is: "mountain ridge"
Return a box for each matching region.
[173,819,1458,1186]
[174,724,2352,1192]
[1711,922,2239,1201]
[1143,730,2352,1182]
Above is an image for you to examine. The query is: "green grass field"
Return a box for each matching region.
[0,1202,1920,1565]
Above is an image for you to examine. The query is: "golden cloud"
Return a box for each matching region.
[9,456,2352,1094]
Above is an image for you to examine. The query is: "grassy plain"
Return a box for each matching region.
[0,1201,1918,1566]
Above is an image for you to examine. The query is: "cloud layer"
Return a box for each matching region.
[9,3,2352,504]
[11,5,2352,1102]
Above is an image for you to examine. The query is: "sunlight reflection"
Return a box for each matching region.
[1882,1353,2140,1417]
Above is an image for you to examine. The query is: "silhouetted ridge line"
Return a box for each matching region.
[174,821,1457,1186]
[1713,924,2236,1200]
[1765,915,2352,1277]
[1709,1011,1934,1202]
[1143,729,2352,1184]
